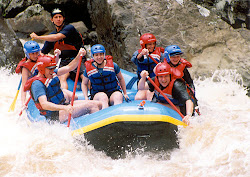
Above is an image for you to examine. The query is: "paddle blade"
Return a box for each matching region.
[8,90,20,112]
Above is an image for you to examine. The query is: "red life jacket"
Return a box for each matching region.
[53,30,84,51]
[153,61,193,105]
[24,73,65,116]
[85,55,115,75]
[24,75,49,115]
[15,57,37,76]
[137,47,163,64]
[170,58,192,79]
[136,47,164,78]
[153,73,178,104]
[54,40,77,51]
[154,77,175,96]
[169,58,195,95]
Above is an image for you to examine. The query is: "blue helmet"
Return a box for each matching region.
[163,50,170,63]
[91,44,106,57]
[164,45,183,62]
[24,41,40,59]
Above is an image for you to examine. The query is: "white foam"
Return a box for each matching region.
[0,68,249,176]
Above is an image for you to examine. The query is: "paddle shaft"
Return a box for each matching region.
[67,55,83,127]
[19,96,31,116]
[147,54,159,65]
[147,76,184,119]
[8,77,22,112]
[17,77,22,90]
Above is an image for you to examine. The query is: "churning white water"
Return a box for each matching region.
[0,68,249,177]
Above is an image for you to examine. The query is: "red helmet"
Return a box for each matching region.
[153,62,172,76]
[140,33,157,48]
[37,55,57,75]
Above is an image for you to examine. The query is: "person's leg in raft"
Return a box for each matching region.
[59,100,102,122]
[135,90,154,100]
[93,92,109,109]
[62,89,78,102]
[134,90,146,100]
[109,91,123,106]
[59,72,70,89]
[146,90,154,100]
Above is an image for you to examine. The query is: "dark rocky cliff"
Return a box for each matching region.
[0,0,249,92]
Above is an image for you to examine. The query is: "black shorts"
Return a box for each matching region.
[45,111,59,122]
[44,103,70,123]
[90,89,122,100]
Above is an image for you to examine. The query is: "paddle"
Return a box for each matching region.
[8,78,22,112]
[9,38,34,112]
[16,95,32,125]
[147,54,159,65]
[146,76,184,119]
[67,54,83,127]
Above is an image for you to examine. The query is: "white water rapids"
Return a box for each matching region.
[0,68,249,177]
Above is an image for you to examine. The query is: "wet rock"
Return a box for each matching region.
[6,4,54,37]
[0,17,24,72]
[192,0,249,29]
[71,21,89,40]
[87,0,126,67]
[88,31,98,45]
[108,0,250,90]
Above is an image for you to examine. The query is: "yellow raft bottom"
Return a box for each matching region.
[71,114,186,136]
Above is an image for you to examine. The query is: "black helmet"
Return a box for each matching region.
[51,8,65,18]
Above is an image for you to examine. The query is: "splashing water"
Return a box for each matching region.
[0,68,249,177]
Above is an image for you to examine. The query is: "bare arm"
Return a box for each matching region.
[186,100,194,115]
[137,48,149,60]
[21,68,30,105]
[138,70,149,90]
[182,100,194,125]
[54,49,61,64]
[30,32,65,42]
[38,95,73,113]
[81,76,89,100]
[116,71,127,95]
[57,48,86,76]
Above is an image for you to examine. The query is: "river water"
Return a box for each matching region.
[0,68,249,177]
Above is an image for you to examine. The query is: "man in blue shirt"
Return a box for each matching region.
[30,8,85,90]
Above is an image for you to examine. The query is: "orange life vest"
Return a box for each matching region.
[15,57,37,76]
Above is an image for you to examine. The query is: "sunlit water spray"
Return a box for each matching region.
[0,68,249,177]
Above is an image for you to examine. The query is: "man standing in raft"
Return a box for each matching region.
[81,44,129,109]
[137,62,193,125]
[24,48,102,123]
[131,33,164,100]
[30,8,85,90]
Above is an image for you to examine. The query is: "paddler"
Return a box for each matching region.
[138,62,194,125]
[24,48,102,123]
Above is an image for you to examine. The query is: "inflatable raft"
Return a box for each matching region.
[25,69,186,158]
